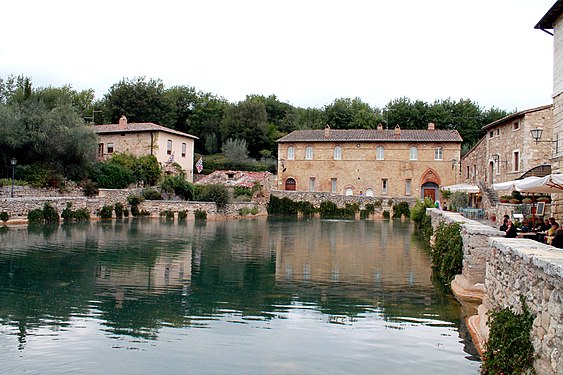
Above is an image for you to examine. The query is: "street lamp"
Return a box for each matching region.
[10,158,17,198]
[530,128,559,153]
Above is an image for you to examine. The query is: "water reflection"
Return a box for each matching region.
[0,218,480,374]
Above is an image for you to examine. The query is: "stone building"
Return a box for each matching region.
[536,1,563,219]
[276,123,462,201]
[94,116,198,182]
[460,105,553,187]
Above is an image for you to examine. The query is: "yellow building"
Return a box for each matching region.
[277,123,462,201]
[94,116,198,182]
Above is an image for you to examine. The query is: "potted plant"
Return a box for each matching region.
[522,198,533,204]
[537,196,551,203]
[509,198,521,204]
[500,195,511,203]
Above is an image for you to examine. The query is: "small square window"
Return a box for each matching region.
[107,143,114,154]
[513,122,520,131]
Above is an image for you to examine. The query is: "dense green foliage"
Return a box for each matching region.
[114,202,124,218]
[142,188,163,200]
[382,210,390,219]
[160,210,175,219]
[81,179,99,197]
[0,211,8,222]
[196,184,231,210]
[360,203,375,220]
[61,203,90,222]
[178,210,188,220]
[449,191,469,212]
[98,205,114,219]
[127,194,145,206]
[392,201,410,219]
[27,203,60,224]
[194,209,207,220]
[319,201,357,219]
[1,74,510,183]
[432,222,463,283]
[161,174,195,200]
[267,196,316,217]
[410,198,434,240]
[482,296,536,375]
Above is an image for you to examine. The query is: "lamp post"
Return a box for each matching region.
[10,158,17,198]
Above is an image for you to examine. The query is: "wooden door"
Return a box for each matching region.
[423,188,436,202]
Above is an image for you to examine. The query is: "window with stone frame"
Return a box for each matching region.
[513,151,520,172]
[405,179,412,195]
[181,142,186,157]
[409,146,418,160]
[382,179,388,194]
[376,146,385,160]
[288,146,295,160]
[107,143,114,154]
[167,140,173,155]
[434,147,443,160]
[305,145,313,160]
[333,146,342,160]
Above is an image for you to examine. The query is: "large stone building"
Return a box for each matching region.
[536,0,563,219]
[94,116,198,182]
[276,123,462,201]
[461,105,553,187]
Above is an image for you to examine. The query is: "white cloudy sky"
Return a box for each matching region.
[0,0,556,111]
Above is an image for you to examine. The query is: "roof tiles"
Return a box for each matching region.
[277,129,462,143]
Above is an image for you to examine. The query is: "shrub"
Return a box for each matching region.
[142,188,163,200]
[410,198,434,241]
[450,191,469,211]
[432,222,463,283]
[196,184,231,210]
[392,201,410,219]
[131,205,140,217]
[160,210,175,219]
[178,210,188,220]
[27,209,44,224]
[91,162,134,189]
[194,209,207,220]
[74,208,90,222]
[98,205,113,219]
[482,296,535,375]
[0,212,8,222]
[139,209,151,216]
[267,196,316,217]
[373,199,382,208]
[81,179,99,197]
[127,194,145,206]
[319,201,356,219]
[161,175,195,200]
[123,208,129,217]
[61,202,74,222]
[27,203,60,224]
[387,199,394,206]
[234,186,253,198]
[250,206,259,215]
[114,202,124,218]
[382,210,390,219]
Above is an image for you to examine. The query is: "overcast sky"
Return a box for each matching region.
[0,0,556,111]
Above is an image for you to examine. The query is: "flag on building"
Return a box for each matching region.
[167,152,174,164]
[195,157,203,173]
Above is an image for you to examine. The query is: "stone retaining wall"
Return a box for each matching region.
[475,238,563,374]
[428,208,563,373]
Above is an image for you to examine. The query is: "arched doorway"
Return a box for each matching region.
[285,178,296,191]
[420,168,441,201]
[345,187,353,196]
[365,188,374,197]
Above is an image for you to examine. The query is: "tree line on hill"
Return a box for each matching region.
[0,74,510,187]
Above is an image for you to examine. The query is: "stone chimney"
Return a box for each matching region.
[428,122,435,130]
[394,124,401,138]
[377,123,383,130]
[119,115,128,127]
[324,124,331,138]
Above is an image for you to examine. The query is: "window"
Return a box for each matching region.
[513,121,520,131]
[382,179,388,195]
[376,146,385,160]
[309,177,315,192]
[181,142,186,157]
[409,146,418,160]
[405,179,412,195]
[107,143,114,154]
[365,188,374,197]
[331,178,337,193]
[305,145,313,160]
[98,143,104,157]
[466,166,470,178]
[345,187,353,196]
[489,131,494,138]
[167,140,173,155]
[473,165,477,178]
[496,129,500,136]
[434,147,443,160]
[333,146,342,160]
[287,146,295,160]
[513,151,520,172]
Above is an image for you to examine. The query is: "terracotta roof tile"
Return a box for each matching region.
[277,129,462,143]
[94,122,198,139]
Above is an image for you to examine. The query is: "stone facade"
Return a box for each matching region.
[94,116,197,182]
[461,105,553,187]
[277,124,462,202]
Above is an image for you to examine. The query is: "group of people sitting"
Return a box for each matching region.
[499,215,563,248]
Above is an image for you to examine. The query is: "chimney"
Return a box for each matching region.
[394,124,401,138]
[428,122,435,130]
[324,124,331,138]
[377,123,383,130]
[119,115,128,127]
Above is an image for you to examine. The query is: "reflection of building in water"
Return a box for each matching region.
[95,249,192,308]
[273,221,432,291]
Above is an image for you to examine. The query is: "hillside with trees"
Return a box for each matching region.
[0,74,511,187]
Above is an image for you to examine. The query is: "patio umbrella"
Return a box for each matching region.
[516,174,563,193]
[442,183,480,193]
[492,176,542,191]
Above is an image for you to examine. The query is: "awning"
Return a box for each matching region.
[515,174,563,194]
[442,183,480,193]
[492,176,542,191]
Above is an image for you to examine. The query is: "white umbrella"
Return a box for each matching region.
[442,183,480,193]
[516,174,563,193]
[492,176,542,191]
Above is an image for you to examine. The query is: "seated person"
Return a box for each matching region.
[520,219,531,233]
[505,220,517,238]
[546,223,560,245]
[535,218,547,232]
[499,215,510,232]
[550,229,563,249]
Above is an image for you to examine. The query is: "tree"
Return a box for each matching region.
[323,97,378,129]
[222,138,250,163]
[100,77,174,125]
[221,100,269,158]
